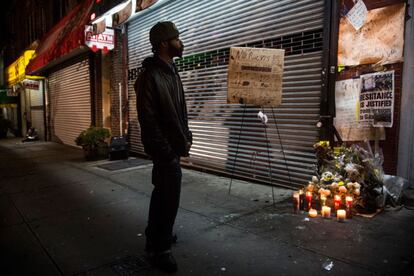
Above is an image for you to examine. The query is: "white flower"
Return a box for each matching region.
[354,189,360,196]
[312,176,319,183]
[346,182,354,189]
[354,182,361,189]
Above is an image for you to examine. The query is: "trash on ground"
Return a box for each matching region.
[322,259,334,271]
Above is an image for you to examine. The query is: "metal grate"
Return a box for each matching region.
[111,255,150,275]
[126,0,325,189]
[97,158,151,171]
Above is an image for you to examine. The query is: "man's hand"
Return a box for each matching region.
[184,142,192,156]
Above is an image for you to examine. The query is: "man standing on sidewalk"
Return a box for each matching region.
[134,21,192,273]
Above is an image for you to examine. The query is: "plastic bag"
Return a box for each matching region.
[383,174,409,206]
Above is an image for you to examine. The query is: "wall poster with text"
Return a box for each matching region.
[359,70,394,128]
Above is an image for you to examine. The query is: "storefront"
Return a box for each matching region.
[126,0,329,188]
[25,0,107,147]
[5,50,45,139]
[0,87,19,138]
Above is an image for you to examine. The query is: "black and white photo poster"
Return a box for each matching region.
[359,71,394,128]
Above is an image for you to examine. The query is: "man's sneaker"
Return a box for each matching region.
[148,250,177,273]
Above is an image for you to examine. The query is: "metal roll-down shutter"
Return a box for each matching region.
[48,59,91,147]
[127,0,325,189]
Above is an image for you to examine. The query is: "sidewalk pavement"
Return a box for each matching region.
[1,139,413,276]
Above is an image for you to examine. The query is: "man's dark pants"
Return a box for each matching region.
[145,157,182,252]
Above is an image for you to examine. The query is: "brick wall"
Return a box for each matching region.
[110,29,124,136]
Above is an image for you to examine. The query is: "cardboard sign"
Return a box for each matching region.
[227,47,284,107]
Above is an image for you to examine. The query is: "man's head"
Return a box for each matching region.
[149,21,184,58]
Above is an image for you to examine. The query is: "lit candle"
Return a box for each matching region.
[337,209,346,222]
[320,195,327,206]
[345,196,353,218]
[306,191,313,211]
[299,190,305,210]
[334,195,341,211]
[345,196,353,208]
[322,206,331,218]
[308,208,318,218]
[293,192,300,213]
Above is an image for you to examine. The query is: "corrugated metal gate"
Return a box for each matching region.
[48,59,91,147]
[127,0,325,189]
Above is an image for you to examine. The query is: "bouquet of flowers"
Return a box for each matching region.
[305,141,385,214]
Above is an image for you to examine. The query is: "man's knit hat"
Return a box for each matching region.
[149,21,180,47]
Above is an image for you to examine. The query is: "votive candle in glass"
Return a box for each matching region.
[308,208,318,218]
[334,195,341,211]
[337,209,346,222]
[345,196,353,218]
[293,192,300,213]
[306,191,313,211]
[322,206,331,218]
[320,194,327,206]
[299,190,305,210]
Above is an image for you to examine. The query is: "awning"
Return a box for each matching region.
[25,0,94,75]
[6,50,42,86]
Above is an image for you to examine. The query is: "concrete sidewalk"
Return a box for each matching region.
[1,139,413,276]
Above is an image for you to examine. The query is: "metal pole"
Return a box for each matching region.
[119,82,122,136]
[228,105,246,195]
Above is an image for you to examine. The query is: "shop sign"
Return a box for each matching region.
[85,25,114,53]
[23,80,40,90]
[6,50,35,86]
[136,0,158,12]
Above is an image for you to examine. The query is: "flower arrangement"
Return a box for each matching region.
[303,141,385,214]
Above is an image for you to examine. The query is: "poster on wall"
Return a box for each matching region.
[359,70,394,128]
[227,47,285,107]
[338,3,406,66]
[334,78,385,141]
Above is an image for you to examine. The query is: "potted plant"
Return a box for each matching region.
[75,127,111,160]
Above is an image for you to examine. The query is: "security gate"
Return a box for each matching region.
[127,0,325,188]
[48,59,91,147]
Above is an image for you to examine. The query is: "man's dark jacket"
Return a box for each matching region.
[134,56,192,162]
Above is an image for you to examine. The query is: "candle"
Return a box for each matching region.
[322,206,331,218]
[306,191,313,211]
[299,190,305,210]
[334,195,341,211]
[320,195,327,206]
[337,209,346,222]
[293,192,300,213]
[345,196,353,218]
[345,196,353,208]
[308,208,318,218]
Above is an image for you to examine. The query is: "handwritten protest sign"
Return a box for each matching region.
[227,47,284,107]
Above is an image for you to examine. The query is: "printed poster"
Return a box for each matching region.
[334,79,384,141]
[360,71,394,128]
